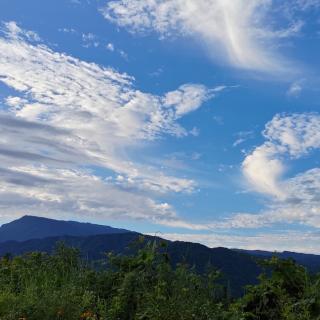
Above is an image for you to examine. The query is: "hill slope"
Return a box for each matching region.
[236,249,320,274]
[0,232,260,296]
[1,216,320,296]
[0,215,130,242]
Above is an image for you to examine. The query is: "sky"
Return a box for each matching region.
[0,0,320,253]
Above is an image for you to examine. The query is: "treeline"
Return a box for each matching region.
[0,237,319,320]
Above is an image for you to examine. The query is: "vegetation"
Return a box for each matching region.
[0,237,319,320]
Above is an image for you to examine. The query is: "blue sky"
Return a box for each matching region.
[0,0,320,253]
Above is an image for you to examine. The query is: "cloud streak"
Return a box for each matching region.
[102,0,305,74]
[0,21,224,226]
[160,230,320,254]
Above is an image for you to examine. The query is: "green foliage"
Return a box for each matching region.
[0,243,100,319]
[0,239,320,320]
[232,257,320,320]
[101,237,227,320]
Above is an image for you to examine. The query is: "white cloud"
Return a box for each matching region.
[0,22,224,226]
[233,130,254,147]
[263,113,320,157]
[287,81,303,97]
[2,21,41,42]
[105,42,128,59]
[160,231,320,254]
[101,0,304,74]
[243,113,320,198]
[189,127,200,137]
[106,42,115,51]
[0,165,178,224]
[242,142,286,199]
[118,49,128,60]
[82,32,100,47]
[164,84,224,117]
[223,113,320,229]
[149,67,164,78]
[59,28,77,34]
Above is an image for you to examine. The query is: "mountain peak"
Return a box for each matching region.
[0,215,131,243]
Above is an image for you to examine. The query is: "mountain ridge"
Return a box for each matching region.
[0,215,131,242]
[1,215,320,296]
[0,232,260,296]
[235,248,320,273]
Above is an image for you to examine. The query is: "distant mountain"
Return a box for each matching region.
[0,215,131,242]
[1,216,320,296]
[0,232,260,296]
[236,249,320,274]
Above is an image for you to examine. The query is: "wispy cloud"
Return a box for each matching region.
[3,21,41,41]
[0,21,225,226]
[287,81,303,97]
[160,230,320,254]
[82,32,100,48]
[106,42,115,51]
[233,130,254,147]
[101,0,306,74]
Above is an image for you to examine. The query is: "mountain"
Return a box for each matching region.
[1,216,320,296]
[236,249,320,274]
[0,232,260,296]
[0,215,130,242]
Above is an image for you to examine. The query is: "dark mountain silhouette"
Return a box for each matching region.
[0,215,130,242]
[236,249,320,274]
[0,232,260,296]
[1,216,320,296]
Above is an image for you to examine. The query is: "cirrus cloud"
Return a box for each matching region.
[101,0,306,74]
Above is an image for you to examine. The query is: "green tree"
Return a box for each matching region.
[233,257,320,320]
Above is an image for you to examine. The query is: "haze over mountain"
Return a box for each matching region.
[0,215,130,242]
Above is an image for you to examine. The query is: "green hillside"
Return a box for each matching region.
[0,238,320,320]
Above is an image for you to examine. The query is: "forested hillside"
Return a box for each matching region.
[0,238,320,319]
[0,233,260,297]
